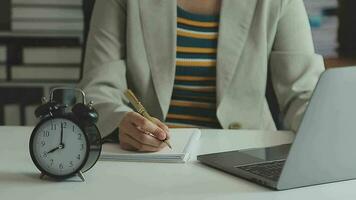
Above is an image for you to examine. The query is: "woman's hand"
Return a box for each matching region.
[119,112,170,152]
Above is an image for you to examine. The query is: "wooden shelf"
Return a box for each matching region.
[0,31,82,38]
[324,57,356,69]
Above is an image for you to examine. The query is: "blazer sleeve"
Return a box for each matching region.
[78,0,132,138]
[269,0,325,132]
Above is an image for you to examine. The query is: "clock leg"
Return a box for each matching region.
[77,171,85,182]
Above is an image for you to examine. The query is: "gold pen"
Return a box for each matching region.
[124,89,172,149]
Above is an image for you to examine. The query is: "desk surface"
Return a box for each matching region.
[0,126,355,200]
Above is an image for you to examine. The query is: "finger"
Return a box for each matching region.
[119,142,136,151]
[129,112,167,140]
[118,128,127,142]
[121,132,162,152]
[151,117,169,132]
[151,118,170,139]
[120,132,168,151]
[158,141,168,150]
[126,123,163,147]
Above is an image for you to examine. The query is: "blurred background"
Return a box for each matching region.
[0,0,355,126]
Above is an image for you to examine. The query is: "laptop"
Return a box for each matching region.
[198,67,356,190]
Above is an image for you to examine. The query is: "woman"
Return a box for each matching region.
[80,0,325,152]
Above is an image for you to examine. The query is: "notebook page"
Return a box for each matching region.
[100,128,201,163]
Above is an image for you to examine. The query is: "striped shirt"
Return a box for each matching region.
[165,7,221,129]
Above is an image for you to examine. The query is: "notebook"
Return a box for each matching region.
[100,128,201,163]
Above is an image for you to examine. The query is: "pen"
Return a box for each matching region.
[124,89,172,149]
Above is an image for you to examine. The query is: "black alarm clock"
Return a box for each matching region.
[29,87,102,181]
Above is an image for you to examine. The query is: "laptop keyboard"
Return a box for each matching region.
[236,160,286,182]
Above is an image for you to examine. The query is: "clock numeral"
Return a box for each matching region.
[77,133,82,140]
[43,151,48,158]
[76,154,81,160]
[62,122,67,128]
[50,159,54,166]
[59,163,63,169]
[51,123,57,130]
[69,161,73,167]
[72,125,75,132]
[43,131,50,137]
[41,141,46,147]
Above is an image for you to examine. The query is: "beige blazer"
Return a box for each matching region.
[79,0,325,138]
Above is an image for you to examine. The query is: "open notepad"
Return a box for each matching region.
[100,128,201,163]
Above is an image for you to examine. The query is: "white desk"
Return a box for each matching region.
[0,126,355,200]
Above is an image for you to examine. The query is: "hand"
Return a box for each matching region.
[47,146,60,154]
[47,142,64,154]
[60,122,64,146]
[119,112,170,152]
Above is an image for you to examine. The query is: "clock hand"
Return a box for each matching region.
[47,143,65,154]
[60,122,64,146]
[47,146,59,154]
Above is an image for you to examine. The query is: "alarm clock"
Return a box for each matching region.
[29,87,102,181]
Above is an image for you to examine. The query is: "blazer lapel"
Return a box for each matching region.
[216,0,258,106]
[139,0,177,118]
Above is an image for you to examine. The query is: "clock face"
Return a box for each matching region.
[31,118,88,177]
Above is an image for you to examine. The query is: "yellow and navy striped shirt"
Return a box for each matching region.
[165,7,221,129]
